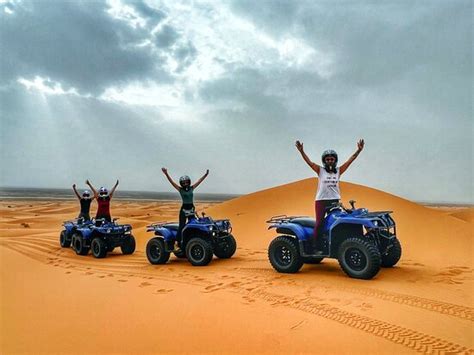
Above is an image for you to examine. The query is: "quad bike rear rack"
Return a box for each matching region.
[266,215,309,224]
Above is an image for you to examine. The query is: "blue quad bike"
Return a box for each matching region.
[59,218,136,258]
[267,200,402,280]
[146,211,236,266]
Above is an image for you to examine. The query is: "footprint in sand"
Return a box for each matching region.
[155,289,173,294]
[65,271,71,274]
[203,283,224,293]
[118,279,128,282]
[139,282,152,288]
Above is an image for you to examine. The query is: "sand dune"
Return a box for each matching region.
[447,208,474,223]
[1,179,473,354]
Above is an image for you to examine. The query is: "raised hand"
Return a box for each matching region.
[73,184,76,189]
[295,140,304,152]
[161,167,168,174]
[205,169,209,175]
[357,139,365,151]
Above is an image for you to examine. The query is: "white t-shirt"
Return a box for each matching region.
[315,168,341,201]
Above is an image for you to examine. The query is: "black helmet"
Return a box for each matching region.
[179,175,191,188]
[321,149,338,172]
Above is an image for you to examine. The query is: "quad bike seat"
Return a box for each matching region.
[164,223,179,230]
[290,217,316,228]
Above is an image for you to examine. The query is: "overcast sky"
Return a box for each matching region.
[0,0,472,203]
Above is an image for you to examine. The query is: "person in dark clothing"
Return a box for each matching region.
[72,184,92,221]
[86,179,119,222]
[161,167,209,250]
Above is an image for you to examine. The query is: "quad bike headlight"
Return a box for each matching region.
[372,220,378,227]
[107,228,112,233]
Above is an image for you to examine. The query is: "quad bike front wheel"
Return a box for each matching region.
[186,238,213,266]
[214,234,237,259]
[380,236,402,267]
[146,238,170,264]
[268,236,304,273]
[338,237,381,279]
[59,230,71,248]
[91,237,107,258]
[121,235,136,255]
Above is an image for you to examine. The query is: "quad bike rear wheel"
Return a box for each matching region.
[59,230,71,248]
[146,238,170,264]
[73,233,90,256]
[268,236,304,273]
[91,237,107,258]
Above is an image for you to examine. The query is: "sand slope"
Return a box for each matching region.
[206,178,473,264]
[1,179,473,354]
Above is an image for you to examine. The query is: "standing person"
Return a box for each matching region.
[295,139,365,253]
[161,168,209,249]
[86,179,119,222]
[72,184,92,221]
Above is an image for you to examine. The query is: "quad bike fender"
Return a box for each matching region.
[154,227,176,241]
[268,223,307,240]
[77,228,93,239]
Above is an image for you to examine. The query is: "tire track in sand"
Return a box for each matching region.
[235,266,474,322]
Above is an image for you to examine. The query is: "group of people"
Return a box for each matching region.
[73,140,364,254]
[72,179,119,222]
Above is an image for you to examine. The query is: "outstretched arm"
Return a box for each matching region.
[192,170,209,189]
[295,140,320,175]
[72,184,81,200]
[162,168,180,191]
[339,139,364,175]
[86,180,98,199]
[110,180,119,198]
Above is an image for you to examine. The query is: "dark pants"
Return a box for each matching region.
[78,212,91,221]
[178,204,195,243]
[314,199,339,242]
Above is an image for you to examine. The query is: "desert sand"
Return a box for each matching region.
[1,178,473,354]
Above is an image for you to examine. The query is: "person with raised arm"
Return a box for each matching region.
[86,179,119,222]
[296,139,365,253]
[161,168,209,249]
[72,184,92,221]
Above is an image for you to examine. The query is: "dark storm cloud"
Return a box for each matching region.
[126,0,166,27]
[154,24,180,48]
[229,0,471,111]
[0,1,181,94]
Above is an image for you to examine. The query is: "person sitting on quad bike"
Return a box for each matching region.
[295,139,365,253]
[86,179,119,222]
[72,184,92,221]
[161,167,209,250]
